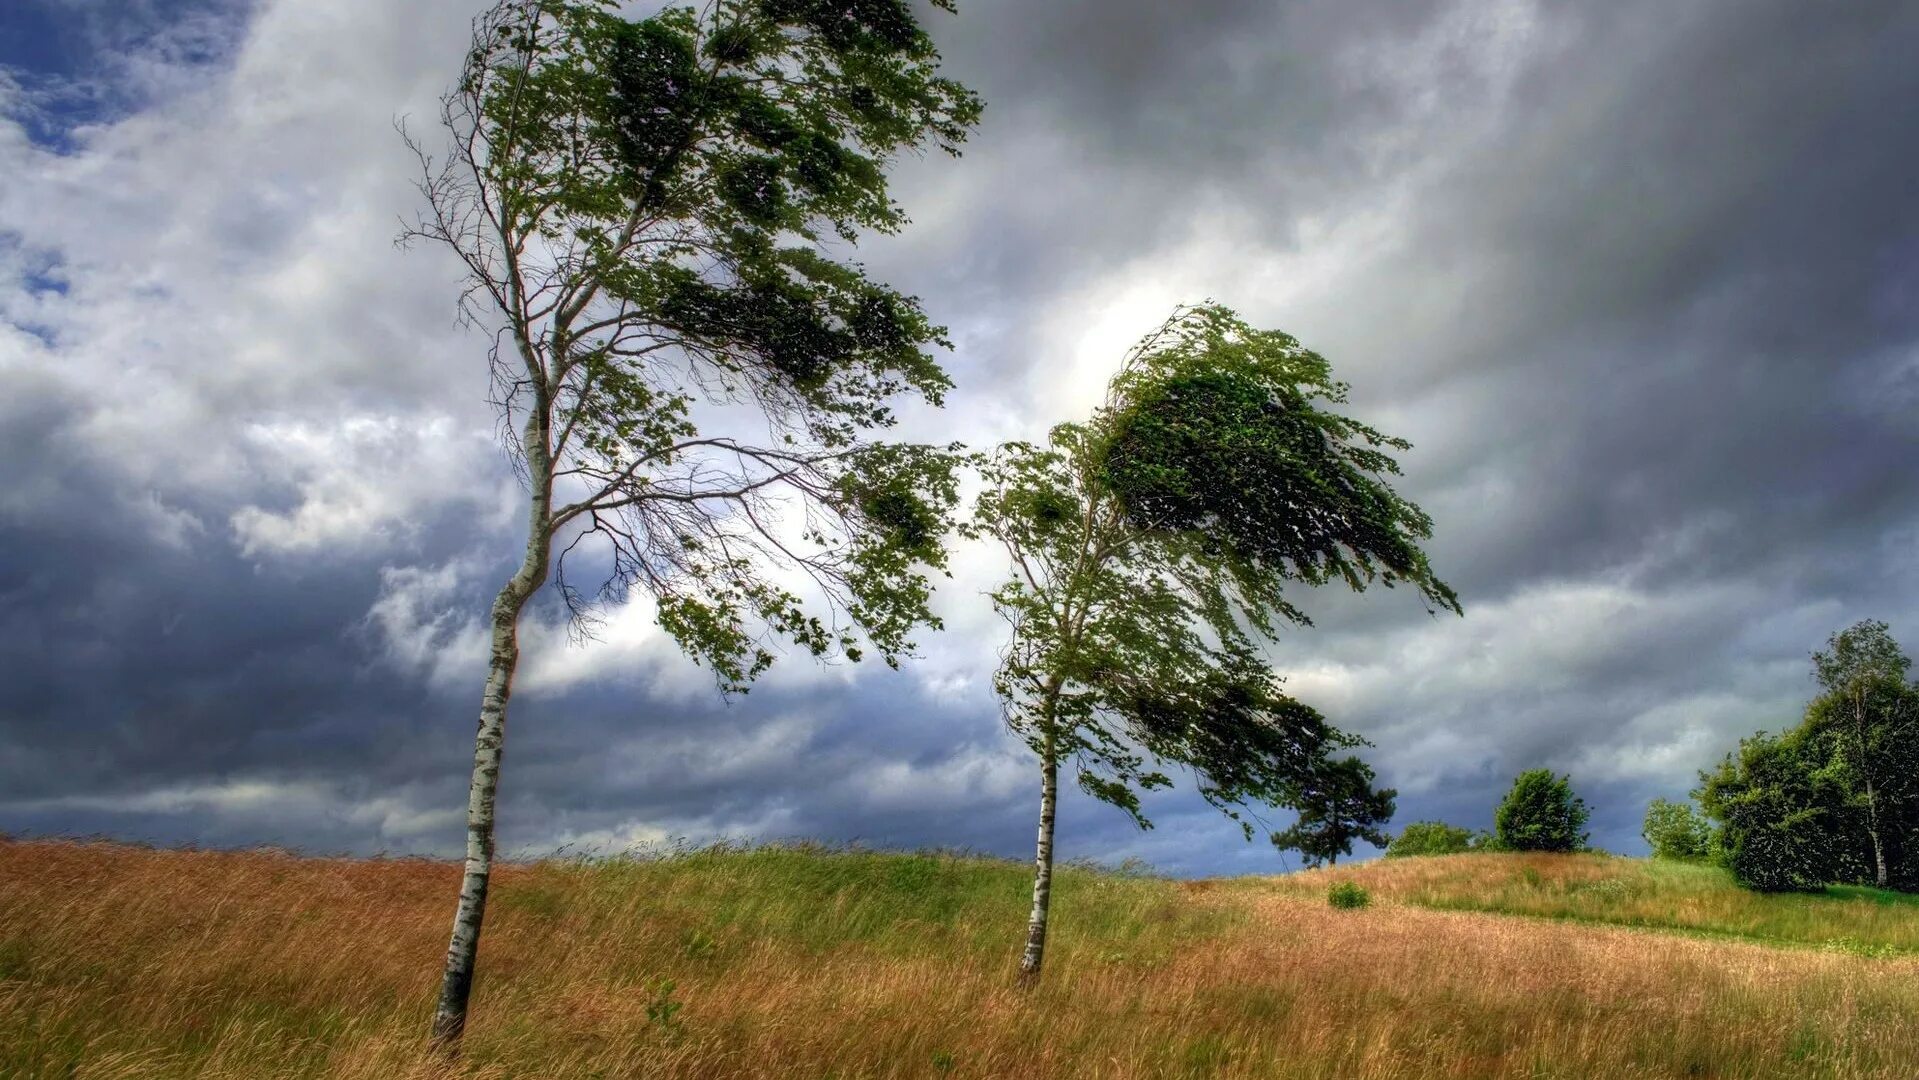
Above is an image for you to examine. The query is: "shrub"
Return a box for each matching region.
[1494,769,1590,853]
[1385,821,1476,858]
[1327,881,1370,909]
[1642,798,1715,861]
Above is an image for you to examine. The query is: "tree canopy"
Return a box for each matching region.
[1270,754,1397,867]
[1641,797,1715,861]
[1493,769,1589,853]
[1384,820,1485,858]
[408,0,983,686]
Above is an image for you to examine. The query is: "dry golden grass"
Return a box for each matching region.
[3,839,1918,1078]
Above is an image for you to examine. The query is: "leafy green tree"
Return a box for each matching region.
[1641,797,1714,861]
[403,0,980,1045]
[1493,769,1589,853]
[1385,820,1482,858]
[1271,755,1397,867]
[1810,620,1918,887]
[1696,729,1852,892]
[970,304,1459,981]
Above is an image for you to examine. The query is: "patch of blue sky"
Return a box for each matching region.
[0,0,253,153]
[1,231,66,345]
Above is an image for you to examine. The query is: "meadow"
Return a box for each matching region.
[4,838,1918,1078]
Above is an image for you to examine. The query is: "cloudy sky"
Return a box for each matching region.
[2,0,1916,876]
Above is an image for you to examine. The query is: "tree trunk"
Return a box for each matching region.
[1018,731,1059,983]
[431,432,552,1049]
[1856,690,1887,889]
[1866,778,1887,888]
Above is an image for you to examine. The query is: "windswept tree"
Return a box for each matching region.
[970,304,1459,981]
[1810,620,1917,887]
[1271,754,1397,867]
[403,0,980,1045]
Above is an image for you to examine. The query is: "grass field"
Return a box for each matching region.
[4,839,1918,1078]
[1269,852,1919,957]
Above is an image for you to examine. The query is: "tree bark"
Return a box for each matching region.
[1866,778,1887,888]
[1854,688,1888,889]
[1018,729,1059,983]
[431,427,552,1049]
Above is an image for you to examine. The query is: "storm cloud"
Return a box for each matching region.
[2,0,1916,875]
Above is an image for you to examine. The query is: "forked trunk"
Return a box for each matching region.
[431,436,552,1048]
[1018,732,1059,982]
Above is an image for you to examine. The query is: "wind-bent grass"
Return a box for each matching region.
[1268,852,1919,955]
[5,839,1919,1078]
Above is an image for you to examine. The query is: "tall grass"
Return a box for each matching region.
[4,839,1918,1078]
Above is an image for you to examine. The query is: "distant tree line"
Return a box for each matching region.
[1375,620,1919,898]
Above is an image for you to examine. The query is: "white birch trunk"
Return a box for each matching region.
[1854,689,1888,889]
[1867,778,1887,888]
[431,424,552,1047]
[1018,732,1059,982]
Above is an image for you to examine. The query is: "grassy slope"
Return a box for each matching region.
[4,841,1919,1079]
[1269,852,1919,956]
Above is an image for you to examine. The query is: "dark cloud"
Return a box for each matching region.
[3,0,1918,873]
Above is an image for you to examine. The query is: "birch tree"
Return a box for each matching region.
[970,304,1459,981]
[402,0,979,1045]
[1810,620,1917,888]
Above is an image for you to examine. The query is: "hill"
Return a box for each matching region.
[3,839,1917,1078]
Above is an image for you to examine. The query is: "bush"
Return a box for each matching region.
[1385,821,1477,858]
[1494,770,1590,853]
[1327,881,1370,909]
[1642,798,1715,860]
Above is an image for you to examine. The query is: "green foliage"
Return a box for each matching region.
[1697,621,1919,893]
[1812,619,1910,697]
[411,0,982,686]
[969,305,1458,839]
[1642,798,1716,861]
[1099,306,1461,631]
[1699,728,1850,893]
[644,976,683,1035]
[1326,881,1370,909]
[1271,756,1396,867]
[1385,821,1483,858]
[1493,770,1589,853]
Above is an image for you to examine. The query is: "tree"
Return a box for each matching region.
[1384,820,1482,858]
[1810,620,1917,887]
[1641,797,1714,861]
[970,304,1459,981]
[1493,769,1589,853]
[1271,754,1397,867]
[1696,729,1849,892]
[402,0,980,1046]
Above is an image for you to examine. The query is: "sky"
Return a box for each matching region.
[1,0,1916,877]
